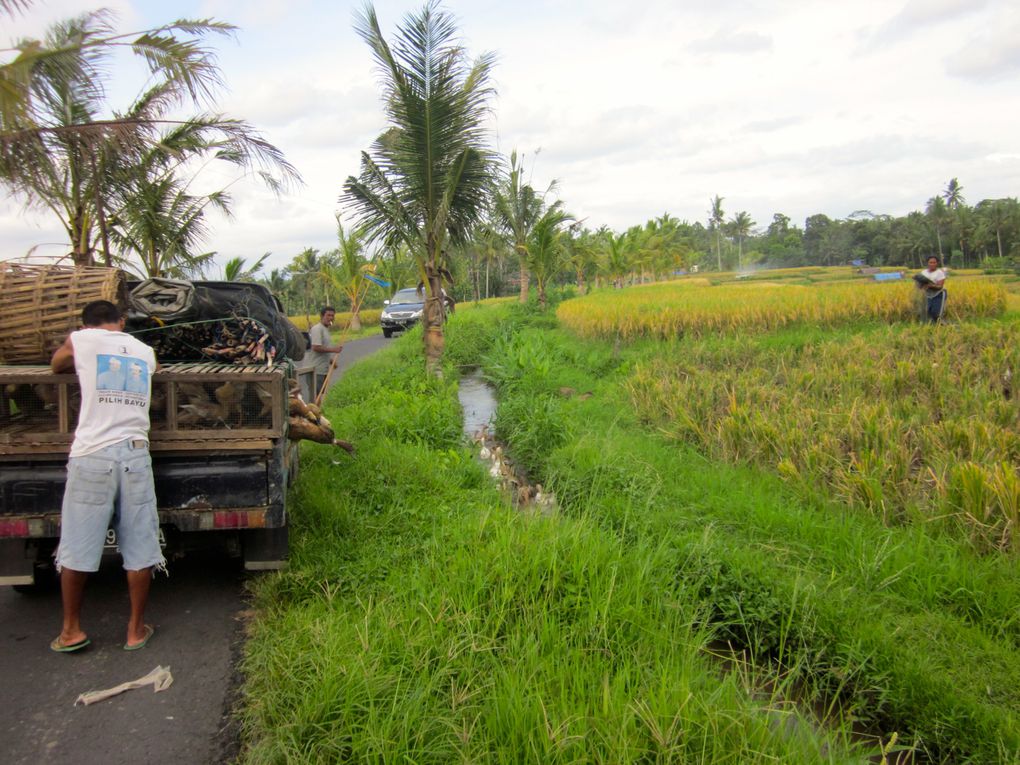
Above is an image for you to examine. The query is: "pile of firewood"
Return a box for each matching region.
[132,317,280,364]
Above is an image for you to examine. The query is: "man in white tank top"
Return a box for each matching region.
[48,300,163,653]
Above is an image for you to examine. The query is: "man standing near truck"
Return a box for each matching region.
[309,306,343,396]
[48,300,162,653]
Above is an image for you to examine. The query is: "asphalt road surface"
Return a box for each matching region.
[0,334,388,765]
[329,332,389,382]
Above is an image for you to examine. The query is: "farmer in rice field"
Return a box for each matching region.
[916,255,947,324]
[49,300,163,653]
[309,306,343,394]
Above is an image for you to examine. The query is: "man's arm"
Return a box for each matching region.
[310,342,344,354]
[51,336,75,373]
[310,326,343,354]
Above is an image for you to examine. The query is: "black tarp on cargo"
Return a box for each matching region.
[126,280,305,362]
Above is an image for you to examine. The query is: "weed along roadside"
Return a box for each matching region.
[237,299,1020,763]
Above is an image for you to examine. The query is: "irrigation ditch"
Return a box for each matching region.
[457,366,916,764]
[459,367,555,512]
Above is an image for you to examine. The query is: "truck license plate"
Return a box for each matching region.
[104,527,167,550]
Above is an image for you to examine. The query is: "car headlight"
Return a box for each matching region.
[411,309,423,318]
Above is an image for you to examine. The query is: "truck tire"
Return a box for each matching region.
[383,328,393,338]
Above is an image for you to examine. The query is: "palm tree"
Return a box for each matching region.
[223,252,270,281]
[975,198,1018,261]
[473,223,506,300]
[601,230,632,289]
[925,195,948,261]
[373,242,415,299]
[342,1,496,373]
[729,211,754,269]
[942,177,971,267]
[1,11,299,269]
[261,267,290,303]
[566,227,599,294]
[322,219,375,331]
[709,195,725,271]
[110,168,223,278]
[942,178,965,211]
[525,205,572,308]
[492,149,554,303]
[285,247,328,317]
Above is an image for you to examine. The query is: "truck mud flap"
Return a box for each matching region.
[242,527,288,571]
[0,538,33,586]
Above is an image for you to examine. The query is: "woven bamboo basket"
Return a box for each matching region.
[0,264,128,364]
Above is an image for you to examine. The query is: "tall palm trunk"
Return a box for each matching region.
[517,249,529,303]
[472,249,481,302]
[423,237,445,375]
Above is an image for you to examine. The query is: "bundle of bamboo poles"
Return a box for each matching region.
[0,264,127,364]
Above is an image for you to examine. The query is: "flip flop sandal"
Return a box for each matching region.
[124,624,154,651]
[50,636,91,653]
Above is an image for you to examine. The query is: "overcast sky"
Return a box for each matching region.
[3,0,1019,273]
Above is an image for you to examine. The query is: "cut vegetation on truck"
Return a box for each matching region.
[0,264,351,589]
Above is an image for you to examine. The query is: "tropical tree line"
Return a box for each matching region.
[262,174,1020,326]
[5,1,1019,370]
[703,180,1020,272]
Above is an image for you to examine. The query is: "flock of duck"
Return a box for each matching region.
[470,424,556,512]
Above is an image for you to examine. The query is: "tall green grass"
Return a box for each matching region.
[239,310,870,763]
[239,304,1020,763]
[477,314,1020,763]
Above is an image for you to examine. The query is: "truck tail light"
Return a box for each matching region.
[0,520,30,537]
[212,510,267,529]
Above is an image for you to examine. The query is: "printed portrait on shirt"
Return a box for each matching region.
[96,354,148,392]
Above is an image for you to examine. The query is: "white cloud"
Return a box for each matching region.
[689,28,773,55]
[945,8,1020,80]
[2,0,1019,268]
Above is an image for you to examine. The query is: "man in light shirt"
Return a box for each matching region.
[309,306,343,395]
[49,300,162,653]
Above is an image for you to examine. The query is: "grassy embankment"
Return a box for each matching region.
[243,278,1019,763]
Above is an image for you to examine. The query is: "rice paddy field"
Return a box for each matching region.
[241,269,1020,764]
[288,308,382,332]
[557,275,1006,339]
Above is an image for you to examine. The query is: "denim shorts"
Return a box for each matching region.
[55,439,165,573]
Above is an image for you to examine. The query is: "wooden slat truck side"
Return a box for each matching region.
[0,362,301,587]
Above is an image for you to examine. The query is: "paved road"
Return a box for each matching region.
[0,554,248,765]
[0,335,388,765]
[329,332,389,382]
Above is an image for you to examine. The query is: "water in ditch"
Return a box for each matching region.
[458,368,498,439]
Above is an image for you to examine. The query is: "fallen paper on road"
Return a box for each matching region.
[74,665,173,706]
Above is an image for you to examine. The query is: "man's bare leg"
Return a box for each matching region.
[59,568,89,645]
[125,567,152,647]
